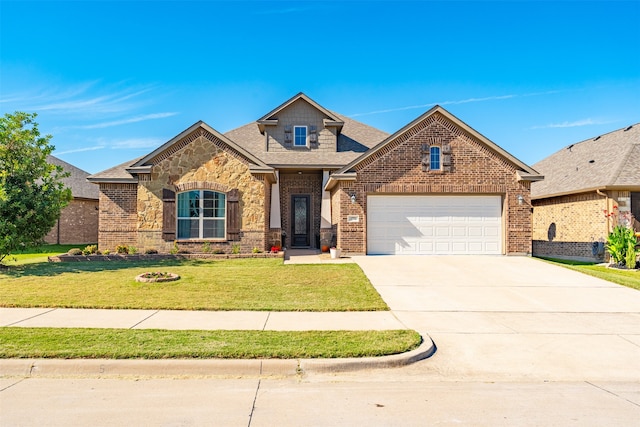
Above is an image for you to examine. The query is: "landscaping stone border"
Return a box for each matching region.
[48,252,285,263]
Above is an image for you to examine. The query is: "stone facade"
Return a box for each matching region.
[97,131,269,253]
[44,198,99,245]
[332,112,533,255]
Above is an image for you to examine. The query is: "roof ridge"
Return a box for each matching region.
[609,143,637,185]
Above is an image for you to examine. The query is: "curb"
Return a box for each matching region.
[0,336,435,378]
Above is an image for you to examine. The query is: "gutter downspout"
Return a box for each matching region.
[596,189,609,233]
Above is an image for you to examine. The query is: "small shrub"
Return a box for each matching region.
[270,246,281,253]
[102,249,111,255]
[82,245,98,256]
[606,225,636,265]
[128,246,138,255]
[202,242,211,253]
[145,248,158,255]
[67,248,82,256]
[231,243,241,254]
[170,242,179,255]
[115,245,129,254]
[252,247,262,253]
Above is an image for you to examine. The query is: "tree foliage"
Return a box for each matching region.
[0,112,72,264]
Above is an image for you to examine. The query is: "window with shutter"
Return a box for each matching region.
[226,189,240,241]
[294,126,307,147]
[176,190,226,239]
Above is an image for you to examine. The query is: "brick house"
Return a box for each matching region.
[88,93,541,255]
[531,123,640,261]
[44,155,99,245]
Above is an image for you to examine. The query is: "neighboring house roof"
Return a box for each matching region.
[327,105,542,190]
[531,123,640,199]
[47,155,99,199]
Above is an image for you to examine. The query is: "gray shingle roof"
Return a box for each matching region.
[531,123,640,199]
[47,155,99,199]
[224,112,389,168]
[87,157,142,183]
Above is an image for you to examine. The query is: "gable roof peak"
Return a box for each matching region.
[256,92,344,134]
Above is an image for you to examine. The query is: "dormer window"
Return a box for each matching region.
[294,126,307,147]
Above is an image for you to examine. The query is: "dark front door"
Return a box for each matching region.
[291,195,310,247]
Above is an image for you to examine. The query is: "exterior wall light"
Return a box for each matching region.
[350,194,356,204]
[516,194,524,205]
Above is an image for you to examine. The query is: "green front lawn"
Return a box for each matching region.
[539,257,640,291]
[0,328,421,359]
[0,258,388,311]
[2,244,80,265]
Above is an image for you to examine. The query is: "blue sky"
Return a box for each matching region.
[1,0,639,174]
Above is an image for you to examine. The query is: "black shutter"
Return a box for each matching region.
[226,189,240,241]
[162,189,176,241]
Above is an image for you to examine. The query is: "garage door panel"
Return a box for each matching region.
[367,195,502,255]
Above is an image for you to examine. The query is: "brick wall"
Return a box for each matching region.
[532,192,608,260]
[279,172,323,248]
[98,183,138,251]
[333,112,532,255]
[44,198,98,245]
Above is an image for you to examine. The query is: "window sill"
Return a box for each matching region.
[176,239,227,243]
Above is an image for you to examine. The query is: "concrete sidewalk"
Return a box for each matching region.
[0,307,405,331]
[0,307,435,376]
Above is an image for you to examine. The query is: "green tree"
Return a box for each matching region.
[0,112,71,264]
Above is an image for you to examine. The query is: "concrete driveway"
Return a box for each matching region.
[354,255,640,382]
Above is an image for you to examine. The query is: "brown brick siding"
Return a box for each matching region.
[44,198,98,245]
[98,183,138,251]
[333,112,532,255]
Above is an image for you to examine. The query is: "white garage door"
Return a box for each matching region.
[367,195,502,255]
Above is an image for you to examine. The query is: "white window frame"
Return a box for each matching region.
[293,126,308,147]
[176,190,226,240]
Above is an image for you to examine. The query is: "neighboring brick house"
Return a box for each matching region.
[88,93,541,255]
[531,123,640,261]
[44,155,99,245]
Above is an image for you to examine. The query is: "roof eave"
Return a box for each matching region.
[325,172,357,191]
[532,185,640,200]
[86,177,138,184]
[516,171,544,182]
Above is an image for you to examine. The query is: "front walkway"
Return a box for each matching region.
[284,248,354,264]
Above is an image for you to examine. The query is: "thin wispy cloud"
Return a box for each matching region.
[349,90,563,117]
[4,82,157,116]
[110,138,165,150]
[530,118,615,129]
[54,146,105,156]
[79,112,178,129]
